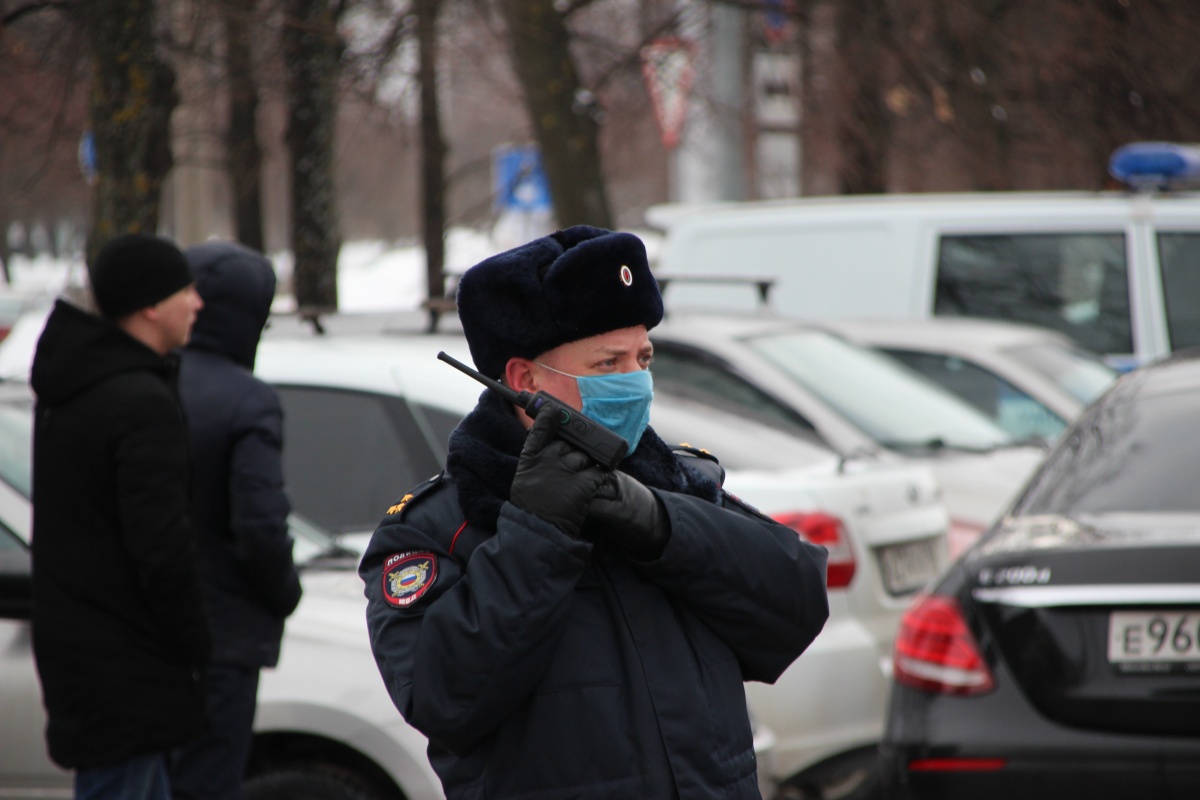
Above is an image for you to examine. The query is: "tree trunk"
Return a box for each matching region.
[833,0,889,194]
[76,0,177,263]
[223,0,266,252]
[497,0,612,229]
[282,0,341,312]
[417,0,447,329]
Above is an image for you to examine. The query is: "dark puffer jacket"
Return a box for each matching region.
[179,242,301,668]
[31,299,210,769]
[361,389,830,799]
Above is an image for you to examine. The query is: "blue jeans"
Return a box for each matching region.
[75,752,170,800]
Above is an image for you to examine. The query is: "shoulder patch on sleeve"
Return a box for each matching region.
[384,472,445,519]
[382,551,439,608]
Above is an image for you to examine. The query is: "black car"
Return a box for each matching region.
[879,350,1200,800]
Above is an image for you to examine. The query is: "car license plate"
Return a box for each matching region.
[878,539,939,596]
[1108,611,1200,673]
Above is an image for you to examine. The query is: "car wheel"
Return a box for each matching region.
[244,768,384,800]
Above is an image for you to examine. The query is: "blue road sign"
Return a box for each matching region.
[494,145,552,213]
[78,129,97,185]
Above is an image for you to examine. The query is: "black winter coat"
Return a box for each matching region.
[30,299,210,770]
[179,242,301,668]
[361,389,830,800]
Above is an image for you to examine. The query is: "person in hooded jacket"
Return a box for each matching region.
[360,226,830,800]
[169,241,302,800]
[30,233,209,800]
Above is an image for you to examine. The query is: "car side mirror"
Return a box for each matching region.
[0,550,32,620]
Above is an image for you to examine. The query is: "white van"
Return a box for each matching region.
[648,143,1200,370]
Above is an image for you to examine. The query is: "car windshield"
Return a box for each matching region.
[1015,374,1200,515]
[1005,341,1117,405]
[745,330,1014,451]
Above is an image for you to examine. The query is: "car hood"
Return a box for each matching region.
[286,568,373,649]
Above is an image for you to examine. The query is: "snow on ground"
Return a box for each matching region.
[5,224,663,314]
[0,224,663,380]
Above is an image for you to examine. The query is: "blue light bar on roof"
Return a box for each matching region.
[1108,141,1200,188]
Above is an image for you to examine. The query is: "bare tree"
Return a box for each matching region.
[281,0,344,312]
[222,0,266,251]
[76,0,178,262]
[0,2,89,278]
[413,0,449,326]
[497,0,613,229]
[795,0,1200,194]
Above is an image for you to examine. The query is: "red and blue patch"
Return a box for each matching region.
[382,551,438,608]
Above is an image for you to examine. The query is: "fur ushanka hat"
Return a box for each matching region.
[456,225,664,378]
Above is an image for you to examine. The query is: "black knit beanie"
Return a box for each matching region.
[456,225,664,378]
[88,233,194,319]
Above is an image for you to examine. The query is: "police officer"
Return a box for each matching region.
[360,226,829,800]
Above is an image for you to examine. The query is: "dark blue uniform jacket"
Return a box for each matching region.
[179,242,301,668]
[361,390,829,799]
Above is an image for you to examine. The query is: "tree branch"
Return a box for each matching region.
[2,0,71,27]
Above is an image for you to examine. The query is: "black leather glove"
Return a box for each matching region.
[509,410,609,539]
[583,470,671,560]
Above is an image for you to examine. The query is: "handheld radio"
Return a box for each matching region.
[437,351,629,469]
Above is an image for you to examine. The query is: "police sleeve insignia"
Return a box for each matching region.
[386,494,415,516]
[382,551,438,608]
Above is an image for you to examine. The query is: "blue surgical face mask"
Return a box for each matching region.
[536,363,654,453]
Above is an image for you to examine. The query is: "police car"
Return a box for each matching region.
[0,312,947,799]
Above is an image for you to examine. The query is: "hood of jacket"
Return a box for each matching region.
[31,299,175,406]
[185,241,275,369]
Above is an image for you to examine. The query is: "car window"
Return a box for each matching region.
[1156,232,1200,350]
[1015,373,1200,515]
[0,402,31,499]
[649,396,834,470]
[407,402,464,464]
[882,348,1066,442]
[0,523,22,552]
[934,233,1133,355]
[1004,341,1116,405]
[745,330,1013,451]
[275,386,443,536]
[649,343,821,440]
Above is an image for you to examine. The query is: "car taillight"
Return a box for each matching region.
[773,511,855,589]
[893,594,994,695]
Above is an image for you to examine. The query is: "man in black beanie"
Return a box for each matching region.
[360,226,829,800]
[30,233,210,800]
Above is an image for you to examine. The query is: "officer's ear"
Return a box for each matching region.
[505,358,539,394]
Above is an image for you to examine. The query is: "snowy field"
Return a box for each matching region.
[4,224,663,314]
[5,227,499,314]
[0,224,664,379]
